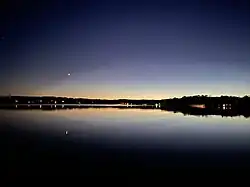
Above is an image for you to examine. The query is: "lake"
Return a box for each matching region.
[3,107,250,176]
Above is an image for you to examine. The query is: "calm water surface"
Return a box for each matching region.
[2,108,250,150]
[4,108,250,176]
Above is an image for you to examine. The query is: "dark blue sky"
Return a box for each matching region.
[1,0,250,98]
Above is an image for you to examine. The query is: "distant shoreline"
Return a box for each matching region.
[1,103,249,118]
[1,95,250,117]
[0,103,157,107]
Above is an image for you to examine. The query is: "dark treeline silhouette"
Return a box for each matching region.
[1,104,158,111]
[1,104,249,118]
[161,106,250,118]
[1,95,250,118]
[161,95,250,118]
[1,95,249,107]
[161,95,250,109]
[0,95,161,105]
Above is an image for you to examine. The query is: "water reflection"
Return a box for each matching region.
[2,104,250,118]
[3,106,250,175]
[1,107,250,149]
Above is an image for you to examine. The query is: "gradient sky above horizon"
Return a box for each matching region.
[1,0,250,99]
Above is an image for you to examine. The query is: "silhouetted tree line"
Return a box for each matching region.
[0,96,161,105]
[1,95,250,118]
[0,95,250,107]
[161,95,250,118]
[161,95,250,108]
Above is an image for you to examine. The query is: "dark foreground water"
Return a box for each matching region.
[2,107,250,176]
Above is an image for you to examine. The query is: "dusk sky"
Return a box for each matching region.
[1,0,250,99]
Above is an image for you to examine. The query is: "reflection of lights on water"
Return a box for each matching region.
[190,104,206,109]
[15,105,17,108]
[218,104,232,110]
[40,105,42,108]
[223,104,226,110]
[62,105,64,108]
[65,131,68,135]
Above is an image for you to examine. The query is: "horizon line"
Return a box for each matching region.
[1,94,249,100]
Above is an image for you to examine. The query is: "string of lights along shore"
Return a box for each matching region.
[0,0,249,99]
